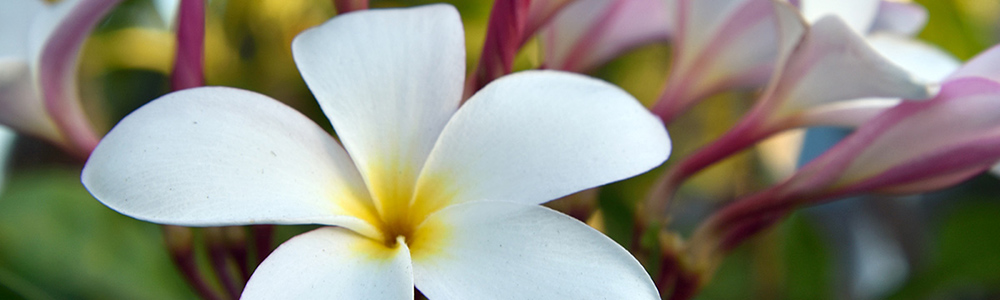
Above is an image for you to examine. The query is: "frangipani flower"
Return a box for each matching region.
[647,3,932,215]
[794,0,958,126]
[0,0,121,158]
[696,76,1000,254]
[798,0,927,36]
[82,5,670,299]
[798,47,1000,197]
[540,0,671,73]
[748,14,932,130]
[652,0,947,124]
[689,45,1000,257]
[787,79,1000,197]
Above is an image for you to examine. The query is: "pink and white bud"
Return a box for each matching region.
[0,0,122,158]
[780,77,1000,201]
[647,5,935,217]
[870,1,928,36]
[0,0,62,145]
[692,76,1000,257]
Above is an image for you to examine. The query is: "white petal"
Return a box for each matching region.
[291,5,464,218]
[769,16,930,116]
[0,126,15,193]
[866,33,959,83]
[948,45,1000,82]
[412,71,669,216]
[243,227,413,300]
[870,1,928,36]
[27,0,83,66]
[0,58,62,142]
[410,201,657,300]
[800,0,880,33]
[153,0,180,28]
[0,0,44,58]
[82,87,381,238]
[798,98,900,127]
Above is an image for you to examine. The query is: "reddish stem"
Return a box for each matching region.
[251,225,274,265]
[333,0,368,14]
[646,116,777,221]
[465,0,531,99]
[223,227,250,281]
[171,0,205,91]
[164,226,224,300]
[204,228,242,300]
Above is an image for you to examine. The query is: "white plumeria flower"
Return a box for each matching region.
[82,5,671,299]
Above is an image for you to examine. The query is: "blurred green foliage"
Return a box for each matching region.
[0,167,194,299]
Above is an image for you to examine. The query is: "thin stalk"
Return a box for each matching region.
[333,0,368,14]
[204,227,242,300]
[164,226,224,300]
[223,226,250,281]
[171,0,205,91]
[251,225,274,265]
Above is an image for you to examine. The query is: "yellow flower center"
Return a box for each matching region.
[354,160,458,255]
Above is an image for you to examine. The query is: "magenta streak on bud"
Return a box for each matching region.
[38,0,122,158]
[333,0,368,14]
[651,0,777,124]
[171,0,205,91]
[466,0,531,98]
[555,1,625,73]
[800,77,1000,196]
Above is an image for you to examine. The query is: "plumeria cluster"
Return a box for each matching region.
[2,0,1000,299]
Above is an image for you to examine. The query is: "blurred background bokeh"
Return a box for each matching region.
[1,0,999,299]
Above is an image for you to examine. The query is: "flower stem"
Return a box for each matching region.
[204,227,243,300]
[223,227,250,281]
[465,0,531,99]
[645,117,774,222]
[171,0,205,91]
[251,225,274,265]
[164,226,224,300]
[333,0,368,14]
